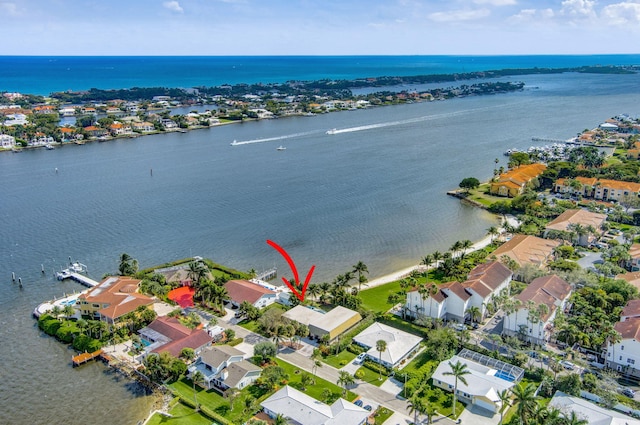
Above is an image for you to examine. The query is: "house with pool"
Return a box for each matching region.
[137,315,212,360]
[432,349,523,413]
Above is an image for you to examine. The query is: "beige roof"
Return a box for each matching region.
[545,209,606,232]
[200,345,244,369]
[224,360,262,388]
[616,271,640,290]
[516,275,571,321]
[283,305,361,334]
[492,234,561,267]
[615,317,640,340]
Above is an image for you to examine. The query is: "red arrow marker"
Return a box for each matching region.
[266,240,315,302]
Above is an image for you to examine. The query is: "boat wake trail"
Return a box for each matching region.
[327,102,528,135]
[231,130,322,146]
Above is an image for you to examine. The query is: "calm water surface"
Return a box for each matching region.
[1,71,639,424]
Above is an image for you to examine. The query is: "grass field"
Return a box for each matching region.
[323,349,357,369]
[146,401,212,425]
[359,280,403,312]
[274,358,357,401]
[356,365,386,387]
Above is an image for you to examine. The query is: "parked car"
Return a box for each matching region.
[622,388,636,398]
[364,405,372,411]
[354,353,366,365]
[560,360,575,370]
[453,323,466,331]
[354,399,364,407]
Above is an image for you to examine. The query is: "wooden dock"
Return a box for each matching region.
[68,273,99,287]
[72,349,103,366]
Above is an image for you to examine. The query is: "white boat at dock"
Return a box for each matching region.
[277,146,286,151]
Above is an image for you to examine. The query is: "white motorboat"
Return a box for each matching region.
[277,146,286,151]
[326,128,338,135]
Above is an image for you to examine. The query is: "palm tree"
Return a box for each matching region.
[337,371,355,395]
[450,241,463,257]
[273,413,289,425]
[443,361,470,417]
[352,261,369,290]
[432,250,443,267]
[50,305,62,320]
[407,395,425,425]
[466,305,482,323]
[307,283,322,301]
[427,282,439,317]
[562,410,588,425]
[226,387,240,411]
[487,226,500,243]
[498,389,511,425]
[421,254,434,275]
[376,339,387,380]
[460,239,473,257]
[191,370,204,411]
[511,382,537,425]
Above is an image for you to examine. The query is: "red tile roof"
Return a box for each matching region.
[224,280,275,304]
[147,316,212,357]
[615,317,640,340]
[621,299,640,319]
[516,275,571,321]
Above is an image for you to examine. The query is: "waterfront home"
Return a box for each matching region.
[77,276,154,324]
[261,385,369,425]
[84,126,108,138]
[188,345,261,390]
[491,234,561,269]
[352,322,422,368]
[137,315,212,359]
[132,121,155,133]
[58,106,77,117]
[3,113,28,126]
[554,176,640,202]
[405,261,512,322]
[543,209,607,246]
[432,349,523,413]
[282,305,362,342]
[489,163,547,198]
[106,107,125,117]
[549,391,640,425]
[502,275,571,345]
[223,279,278,309]
[0,134,16,149]
[33,105,57,115]
[109,122,134,136]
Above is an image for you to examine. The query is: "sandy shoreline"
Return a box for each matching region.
[364,214,518,289]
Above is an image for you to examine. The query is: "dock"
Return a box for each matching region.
[72,349,103,366]
[68,272,99,287]
[256,267,277,281]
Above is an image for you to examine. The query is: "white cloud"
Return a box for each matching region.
[163,1,184,13]
[509,8,554,22]
[473,0,517,6]
[560,0,596,18]
[601,2,640,26]
[428,8,490,22]
[0,2,18,16]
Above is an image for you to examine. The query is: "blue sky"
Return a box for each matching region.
[1,0,639,55]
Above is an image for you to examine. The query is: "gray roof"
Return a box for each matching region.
[200,345,244,369]
[283,305,361,333]
[549,391,640,425]
[223,360,261,388]
[261,385,369,425]
[352,322,422,366]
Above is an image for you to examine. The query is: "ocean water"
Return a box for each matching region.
[1,54,640,95]
[0,57,639,425]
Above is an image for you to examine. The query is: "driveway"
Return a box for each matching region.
[458,404,500,425]
[576,251,602,271]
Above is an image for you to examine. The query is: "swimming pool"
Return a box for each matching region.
[494,370,515,382]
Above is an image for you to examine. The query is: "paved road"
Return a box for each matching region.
[227,322,457,424]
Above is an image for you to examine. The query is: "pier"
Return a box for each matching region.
[72,349,103,367]
[256,267,277,281]
[68,272,99,287]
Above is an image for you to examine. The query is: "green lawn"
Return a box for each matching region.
[378,316,425,337]
[402,349,438,376]
[274,358,357,402]
[360,280,404,312]
[373,406,394,424]
[323,349,357,369]
[356,365,386,387]
[146,401,213,425]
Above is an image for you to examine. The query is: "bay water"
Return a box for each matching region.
[1,57,639,424]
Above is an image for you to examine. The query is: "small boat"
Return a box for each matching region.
[277,146,286,151]
[230,140,240,146]
[45,144,55,150]
[56,269,72,281]
[11,147,22,153]
[326,128,338,135]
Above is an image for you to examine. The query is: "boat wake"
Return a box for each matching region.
[230,130,321,146]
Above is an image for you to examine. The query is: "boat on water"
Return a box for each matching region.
[326,128,338,135]
[56,269,72,280]
[56,262,88,280]
[277,146,286,151]
[230,140,240,146]
[45,144,55,150]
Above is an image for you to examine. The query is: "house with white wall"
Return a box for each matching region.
[503,275,571,345]
[188,345,261,390]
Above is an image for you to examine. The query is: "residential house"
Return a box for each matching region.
[555,176,640,202]
[33,105,57,115]
[3,113,28,126]
[223,279,278,309]
[549,391,640,425]
[607,316,640,375]
[405,262,512,323]
[132,121,155,133]
[628,244,640,272]
[77,276,154,324]
[137,315,212,359]
[84,126,108,138]
[352,322,422,368]
[188,345,261,390]
[502,275,571,345]
[543,209,606,246]
[161,119,178,130]
[261,385,369,425]
[432,349,523,413]
[620,299,640,321]
[106,107,125,117]
[616,271,640,292]
[109,122,134,136]
[282,305,362,342]
[489,163,547,197]
[0,134,16,149]
[491,234,561,269]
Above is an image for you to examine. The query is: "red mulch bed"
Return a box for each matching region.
[168,286,195,308]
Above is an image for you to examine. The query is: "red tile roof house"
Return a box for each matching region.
[543,209,607,247]
[137,315,212,360]
[77,276,154,325]
[224,279,278,309]
[607,309,640,375]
